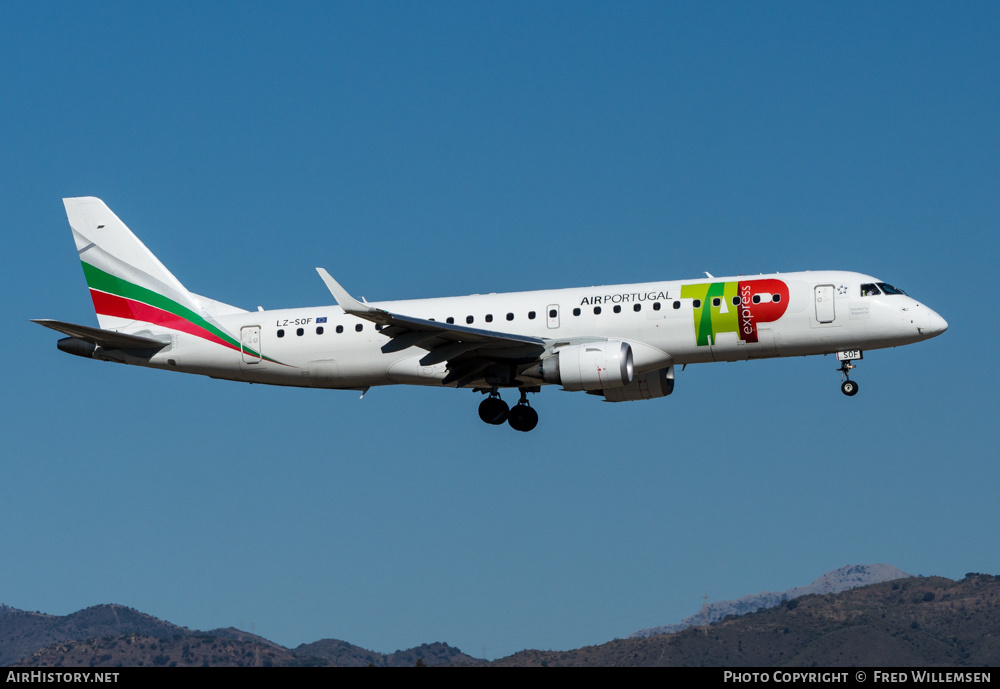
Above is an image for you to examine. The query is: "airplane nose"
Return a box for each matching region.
[921,309,948,339]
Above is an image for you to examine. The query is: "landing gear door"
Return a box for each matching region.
[546,304,561,329]
[240,326,262,365]
[814,285,836,323]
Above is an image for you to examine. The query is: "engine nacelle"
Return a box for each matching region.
[522,341,634,391]
[599,366,674,402]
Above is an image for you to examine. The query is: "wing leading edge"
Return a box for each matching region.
[316,268,547,386]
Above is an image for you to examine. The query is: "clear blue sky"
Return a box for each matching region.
[4,2,997,660]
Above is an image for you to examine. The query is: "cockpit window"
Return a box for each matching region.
[861,282,907,297]
[877,282,907,295]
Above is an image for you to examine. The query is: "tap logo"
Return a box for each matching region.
[681,279,789,346]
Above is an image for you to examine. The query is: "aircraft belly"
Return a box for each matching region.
[308,359,341,387]
[745,327,777,359]
[708,331,747,362]
[773,327,837,357]
[386,356,448,385]
[313,350,392,387]
[706,328,780,361]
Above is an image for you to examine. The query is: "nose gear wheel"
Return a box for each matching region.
[838,360,859,396]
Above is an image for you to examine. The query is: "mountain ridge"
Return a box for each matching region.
[6,566,998,667]
[630,563,912,638]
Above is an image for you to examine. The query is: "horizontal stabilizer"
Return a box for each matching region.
[32,319,171,350]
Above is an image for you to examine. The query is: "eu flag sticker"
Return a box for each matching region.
[317,317,327,323]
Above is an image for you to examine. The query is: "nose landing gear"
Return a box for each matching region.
[836,351,861,396]
[840,377,859,396]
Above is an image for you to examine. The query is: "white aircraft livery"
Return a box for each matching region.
[36,197,948,432]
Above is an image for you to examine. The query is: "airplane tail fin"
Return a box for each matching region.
[64,197,208,333]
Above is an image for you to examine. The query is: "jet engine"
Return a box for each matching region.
[521,340,634,391]
[598,366,674,402]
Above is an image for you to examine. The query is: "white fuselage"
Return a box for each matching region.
[116,270,946,390]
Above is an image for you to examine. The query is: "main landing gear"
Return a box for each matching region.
[477,388,539,432]
[478,393,509,424]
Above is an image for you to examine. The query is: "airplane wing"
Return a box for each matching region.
[32,319,171,350]
[316,268,547,386]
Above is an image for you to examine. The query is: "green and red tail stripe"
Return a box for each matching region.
[82,262,284,365]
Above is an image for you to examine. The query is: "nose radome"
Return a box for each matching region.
[923,309,948,338]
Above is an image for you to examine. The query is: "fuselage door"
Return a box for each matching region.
[546,304,561,329]
[814,285,836,323]
[240,325,262,364]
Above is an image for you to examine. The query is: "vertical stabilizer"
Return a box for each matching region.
[65,197,201,332]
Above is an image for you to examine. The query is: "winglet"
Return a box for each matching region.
[316,268,375,315]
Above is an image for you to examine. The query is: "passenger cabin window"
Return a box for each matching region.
[594,306,602,315]
[446,317,455,324]
[633,304,641,312]
[355,324,363,332]
[296,328,304,336]
[336,325,344,333]
[316,326,324,335]
[528,311,536,319]
[573,308,581,316]
[506,313,514,321]
[673,301,681,309]
[466,315,474,324]
[277,329,285,338]
[653,302,661,311]
[613,305,621,313]
[485,314,493,323]
[549,309,557,318]
[693,299,701,308]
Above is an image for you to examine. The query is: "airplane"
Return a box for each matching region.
[35,197,948,432]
